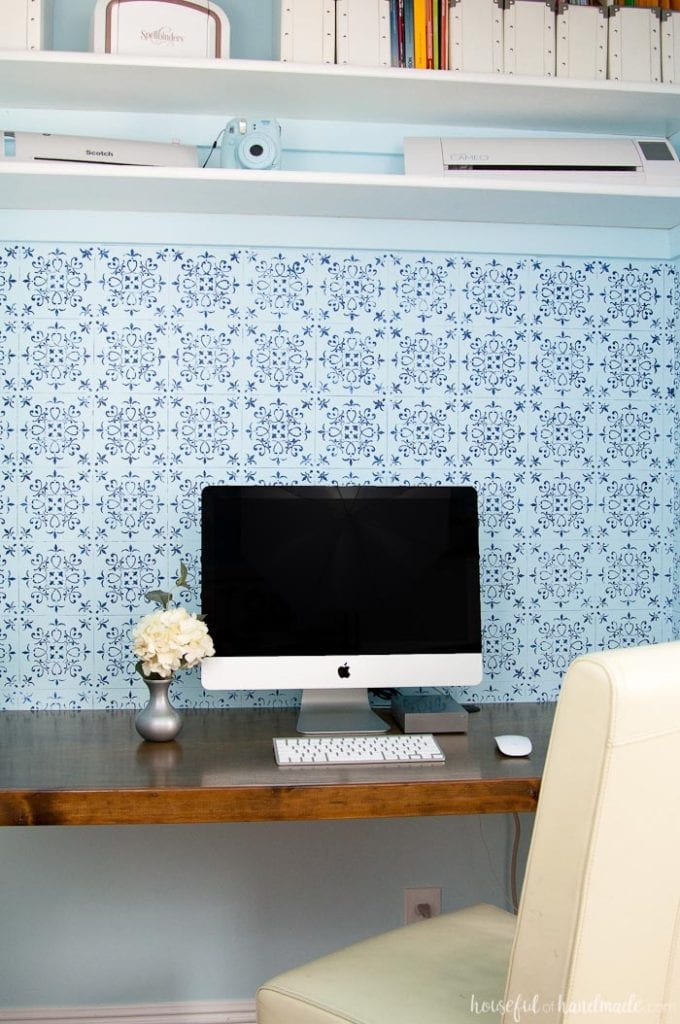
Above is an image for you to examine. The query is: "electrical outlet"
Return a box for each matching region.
[404,886,441,925]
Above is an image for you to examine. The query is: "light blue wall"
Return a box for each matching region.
[0,814,530,1007]
[0,228,676,1013]
[0,241,676,710]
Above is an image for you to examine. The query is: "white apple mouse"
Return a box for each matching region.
[494,734,532,757]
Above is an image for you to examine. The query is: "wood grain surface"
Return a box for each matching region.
[0,703,553,826]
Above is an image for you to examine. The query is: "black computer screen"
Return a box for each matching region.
[201,485,481,659]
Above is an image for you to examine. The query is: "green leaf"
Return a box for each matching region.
[144,588,172,609]
[175,561,190,591]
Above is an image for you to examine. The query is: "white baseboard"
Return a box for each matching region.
[0,1001,257,1024]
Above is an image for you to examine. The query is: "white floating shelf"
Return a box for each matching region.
[2,162,680,231]
[2,50,680,241]
[2,50,680,137]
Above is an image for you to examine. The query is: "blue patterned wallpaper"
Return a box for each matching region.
[0,243,677,709]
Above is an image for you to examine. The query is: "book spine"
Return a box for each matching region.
[433,0,440,66]
[440,0,449,68]
[404,0,415,65]
[414,0,427,66]
[426,0,434,67]
[390,0,399,62]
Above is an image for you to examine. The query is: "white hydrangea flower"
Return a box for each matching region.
[133,606,215,680]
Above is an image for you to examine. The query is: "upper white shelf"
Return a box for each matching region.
[2,49,680,137]
[2,50,680,242]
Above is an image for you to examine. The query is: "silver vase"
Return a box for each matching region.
[135,677,183,742]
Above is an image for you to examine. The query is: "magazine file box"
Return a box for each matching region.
[503,0,556,77]
[336,0,391,67]
[660,9,680,84]
[274,0,335,63]
[607,4,661,83]
[449,0,503,74]
[1,0,53,51]
[556,1,607,80]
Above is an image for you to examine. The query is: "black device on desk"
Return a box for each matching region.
[200,485,483,736]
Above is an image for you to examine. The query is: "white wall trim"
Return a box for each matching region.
[0,211,671,260]
[0,1001,256,1024]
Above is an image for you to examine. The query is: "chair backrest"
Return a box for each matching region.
[504,641,680,1024]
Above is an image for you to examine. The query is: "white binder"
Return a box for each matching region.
[660,9,680,84]
[607,5,661,83]
[556,1,607,81]
[449,0,504,75]
[503,0,557,77]
[0,0,53,51]
[336,0,391,67]
[274,0,335,64]
[91,0,230,59]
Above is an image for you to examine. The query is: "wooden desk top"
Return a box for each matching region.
[0,703,554,827]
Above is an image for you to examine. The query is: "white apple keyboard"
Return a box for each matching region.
[273,733,446,766]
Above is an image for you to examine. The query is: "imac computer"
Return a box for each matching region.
[200,485,482,734]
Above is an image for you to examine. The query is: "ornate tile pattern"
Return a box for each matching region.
[0,244,677,709]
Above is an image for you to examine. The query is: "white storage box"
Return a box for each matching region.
[91,0,230,59]
[503,0,557,77]
[0,0,53,51]
[660,9,680,84]
[556,1,607,80]
[449,0,504,74]
[336,0,391,67]
[607,4,661,83]
[274,0,335,63]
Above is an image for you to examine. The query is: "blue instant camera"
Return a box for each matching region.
[220,118,281,170]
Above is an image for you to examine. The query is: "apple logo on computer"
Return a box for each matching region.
[337,662,350,679]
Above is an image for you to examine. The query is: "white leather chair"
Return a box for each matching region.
[256,641,680,1024]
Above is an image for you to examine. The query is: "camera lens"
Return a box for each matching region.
[237,132,279,170]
